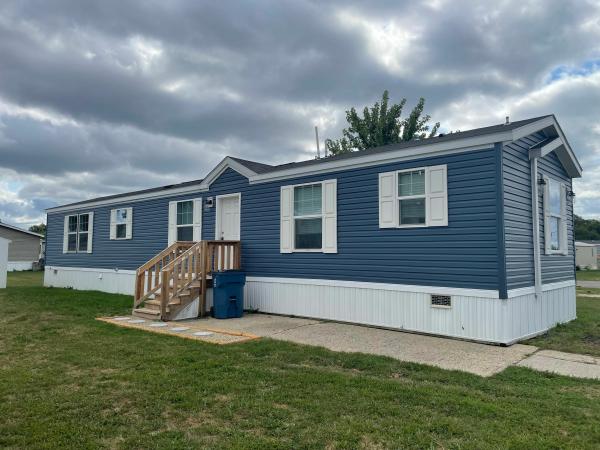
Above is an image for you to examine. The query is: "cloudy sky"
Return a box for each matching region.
[1,0,599,228]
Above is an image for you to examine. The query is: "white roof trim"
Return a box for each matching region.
[46,184,208,213]
[249,143,494,183]
[0,222,44,238]
[198,157,258,189]
[46,116,581,213]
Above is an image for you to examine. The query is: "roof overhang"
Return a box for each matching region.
[521,116,582,178]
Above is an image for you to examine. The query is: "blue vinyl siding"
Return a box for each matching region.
[47,148,502,291]
[502,132,575,290]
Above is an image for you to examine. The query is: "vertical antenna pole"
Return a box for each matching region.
[315,126,321,159]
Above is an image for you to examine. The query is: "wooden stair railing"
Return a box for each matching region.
[133,240,241,320]
[133,241,194,309]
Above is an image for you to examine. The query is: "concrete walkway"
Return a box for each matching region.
[191,314,537,377]
[576,280,600,288]
[104,312,600,379]
[518,350,600,380]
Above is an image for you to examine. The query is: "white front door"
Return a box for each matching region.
[216,194,240,240]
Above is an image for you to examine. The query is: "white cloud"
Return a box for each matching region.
[0,0,599,225]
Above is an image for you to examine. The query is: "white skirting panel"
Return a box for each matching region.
[43,267,576,344]
[8,261,34,271]
[245,277,576,344]
[504,285,576,343]
[44,266,136,295]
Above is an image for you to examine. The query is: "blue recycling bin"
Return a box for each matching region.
[212,270,246,319]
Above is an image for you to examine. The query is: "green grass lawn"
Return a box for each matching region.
[1,272,599,449]
[527,296,600,357]
[576,269,600,281]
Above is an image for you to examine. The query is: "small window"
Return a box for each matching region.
[431,294,451,308]
[398,169,426,226]
[294,184,322,250]
[379,165,447,229]
[110,208,132,240]
[177,200,194,241]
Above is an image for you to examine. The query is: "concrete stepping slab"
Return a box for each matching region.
[127,319,145,324]
[193,331,214,336]
[518,350,600,379]
[171,327,190,332]
[113,317,130,321]
[149,323,168,328]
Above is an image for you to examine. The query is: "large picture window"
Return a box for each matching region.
[293,184,323,250]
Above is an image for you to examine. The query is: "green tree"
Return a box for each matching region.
[574,215,600,240]
[29,223,46,236]
[325,91,441,156]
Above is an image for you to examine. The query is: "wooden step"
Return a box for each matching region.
[144,300,163,312]
[132,308,161,320]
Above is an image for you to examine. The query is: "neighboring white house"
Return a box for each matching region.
[0,223,44,271]
[0,236,9,288]
[575,241,598,269]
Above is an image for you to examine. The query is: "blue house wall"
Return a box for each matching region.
[47,146,503,291]
[502,132,575,290]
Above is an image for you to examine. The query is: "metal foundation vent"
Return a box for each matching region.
[431,294,452,308]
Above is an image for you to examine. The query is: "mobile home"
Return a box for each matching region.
[44,115,581,344]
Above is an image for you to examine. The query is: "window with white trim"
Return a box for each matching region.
[63,212,94,253]
[280,180,337,253]
[294,184,322,250]
[398,169,426,226]
[379,165,448,228]
[167,198,202,245]
[110,207,133,240]
[176,200,194,241]
[544,177,568,255]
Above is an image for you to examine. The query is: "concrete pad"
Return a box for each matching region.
[194,314,321,336]
[267,321,536,377]
[577,281,600,289]
[518,350,600,380]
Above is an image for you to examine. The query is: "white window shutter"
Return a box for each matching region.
[280,186,293,253]
[168,201,177,245]
[543,176,551,254]
[379,172,397,228]
[86,212,94,253]
[322,179,337,253]
[426,165,448,227]
[560,184,568,255]
[125,207,133,240]
[63,216,69,253]
[110,209,117,240]
[193,198,202,241]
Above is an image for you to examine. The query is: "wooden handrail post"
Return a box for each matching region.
[160,269,169,319]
